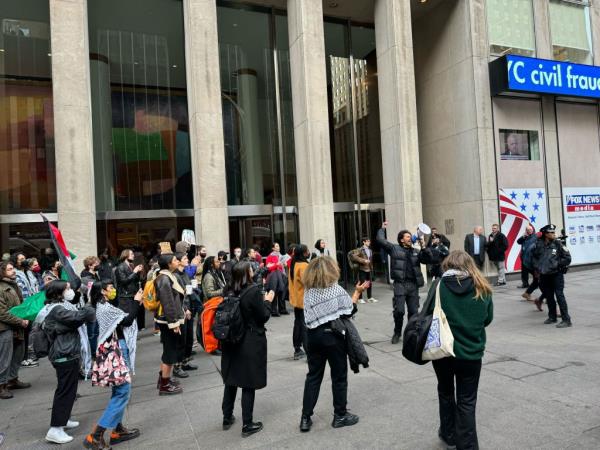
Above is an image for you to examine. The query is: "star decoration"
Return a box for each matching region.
[530,215,536,223]
[520,203,527,212]
[533,203,540,211]
[523,191,530,199]
[510,191,517,200]
[537,191,544,199]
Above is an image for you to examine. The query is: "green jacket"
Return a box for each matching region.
[0,278,25,339]
[427,277,493,360]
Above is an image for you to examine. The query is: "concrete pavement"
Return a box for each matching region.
[1,269,600,449]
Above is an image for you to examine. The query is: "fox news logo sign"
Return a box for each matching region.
[490,55,600,99]
[566,194,600,212]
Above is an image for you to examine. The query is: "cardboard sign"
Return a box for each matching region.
[159,242,173,254]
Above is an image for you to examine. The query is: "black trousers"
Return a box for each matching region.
[357,271,372,299]
[540,273,571,322]
[433,358,482,450]
[271,290,286,315]
[222,385,255,425]
[520,265,531,287]
[302,325,348,417]
[183,315,194,360]
[136,303,146,330]
[392,280,419,335]
[50,359,80,427]
[292,308,306,351]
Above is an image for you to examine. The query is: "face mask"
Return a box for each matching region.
[200,252,207,258]
[106,289,117,301]
[63,288,75,302]
[32,266,41,273]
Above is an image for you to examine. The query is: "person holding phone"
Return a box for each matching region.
[154,254,186,396]
[220,261,275,438]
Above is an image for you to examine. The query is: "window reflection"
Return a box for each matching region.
[0,1,56,214]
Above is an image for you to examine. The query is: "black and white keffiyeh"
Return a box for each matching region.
[303,284,354,329]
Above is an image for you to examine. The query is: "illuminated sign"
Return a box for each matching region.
[490,55,600,99]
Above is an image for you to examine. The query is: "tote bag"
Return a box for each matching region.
[92,333,131,387]
[422,281,455,361]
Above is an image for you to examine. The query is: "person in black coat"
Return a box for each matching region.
[464,226,486,270]
[115,249,143,322]
[486,224,509,286]
[221,261,275,438]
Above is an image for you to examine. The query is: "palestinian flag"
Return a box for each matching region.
[41,213,81,290]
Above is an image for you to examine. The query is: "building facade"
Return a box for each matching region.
[1,0,599,276]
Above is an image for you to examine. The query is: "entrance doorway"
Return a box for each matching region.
[228,216,273,258]
[334,206,386,287]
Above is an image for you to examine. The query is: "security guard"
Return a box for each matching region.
[532,224,572,328]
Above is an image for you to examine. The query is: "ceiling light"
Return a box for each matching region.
[0,49,4,52]
[172,64,177,68]
[328,1,338,7]
[420,0,428,3]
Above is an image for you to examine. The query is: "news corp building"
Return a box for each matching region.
[2,0,600,279]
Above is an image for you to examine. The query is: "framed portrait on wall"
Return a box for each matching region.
[499,129,540,160]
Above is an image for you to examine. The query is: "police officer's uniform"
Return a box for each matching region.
[532,224,572,327]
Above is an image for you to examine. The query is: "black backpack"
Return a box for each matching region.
[212,295,245,344]
[31,322,52,359]
[402,280,438,365]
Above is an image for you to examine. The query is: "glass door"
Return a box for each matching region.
[228,216,273,259]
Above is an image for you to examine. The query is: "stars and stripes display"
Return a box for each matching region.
[499,188,548,272]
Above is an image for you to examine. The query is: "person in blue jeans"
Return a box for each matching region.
[84,280,142,449]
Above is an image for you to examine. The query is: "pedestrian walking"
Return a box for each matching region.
[486,224,509,286]
[463,227,486,270]
[289,244,309,360]
[83,280,141,449]
[516,225,535,288]
[426,250,493,450]
[39,280,95,444]
[0,262,31,400]
[376,221,428,344]
[299,256,368,432]
[532,224,572,328]
[154,254,185,395]
[221,261,275,437]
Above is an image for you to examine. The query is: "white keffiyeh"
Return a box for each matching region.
[303,284,354,329]
[96,302,138,374]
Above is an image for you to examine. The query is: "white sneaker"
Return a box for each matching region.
[45,427,73,444]
[65,419,79,429]
[358,298,367,304]
[368,298,379,303]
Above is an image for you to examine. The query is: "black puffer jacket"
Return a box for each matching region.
[486,232,509,262]
[115,261,140,298]
[331,317,369,374]
[44,305,95,364]
[532,239,572,275]
[377,228,427,287]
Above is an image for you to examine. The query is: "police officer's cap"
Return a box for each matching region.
[540,224,557,234]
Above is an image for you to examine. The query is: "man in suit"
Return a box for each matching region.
[464,226,486,270]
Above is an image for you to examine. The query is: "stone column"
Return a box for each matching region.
[50,0,97,267]
[374,0,423,234]
[287,0,336,252]
[183,0,230,253]
[532,0,552,59]
[592,1,600,64]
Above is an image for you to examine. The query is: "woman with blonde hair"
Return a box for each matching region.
[299,256,369,433]
[426,250,493,450]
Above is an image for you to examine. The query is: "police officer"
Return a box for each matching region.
[532,224,572,328]
[377,221,430,344]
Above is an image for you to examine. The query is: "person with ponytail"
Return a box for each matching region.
[425,250,493,450]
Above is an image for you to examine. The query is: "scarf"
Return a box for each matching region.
[96,301,137,374]
[442,269,470,279]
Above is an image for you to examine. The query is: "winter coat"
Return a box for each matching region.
[376,228,426,287]
[221,284,271,389]
[289,261,308,309]
[486,232,509,262]
[532,239,572,275]
[0,278,24,338]
[330,317,369,373]
[202,270,226,300]
[464,234,486,267]
[349,248,373,273]
[154,271,185,329]
[43,304,95,364]
[517,234,537,269]
[115,261,140,298]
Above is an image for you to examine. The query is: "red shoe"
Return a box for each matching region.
[159,377,182,396]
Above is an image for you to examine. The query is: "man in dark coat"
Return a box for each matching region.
[487,224,509,286]
[464,226,486,270]
[377,222,429,344]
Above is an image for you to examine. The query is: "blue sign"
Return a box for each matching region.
[490,55,600,99]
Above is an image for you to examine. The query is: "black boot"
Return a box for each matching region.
[222,415,236,431]
[110,423,140,444]
[299,415,312,432]
[332,412,359,428]
[241,422,263,437]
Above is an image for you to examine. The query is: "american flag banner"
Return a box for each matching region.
[499,188,548,272]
